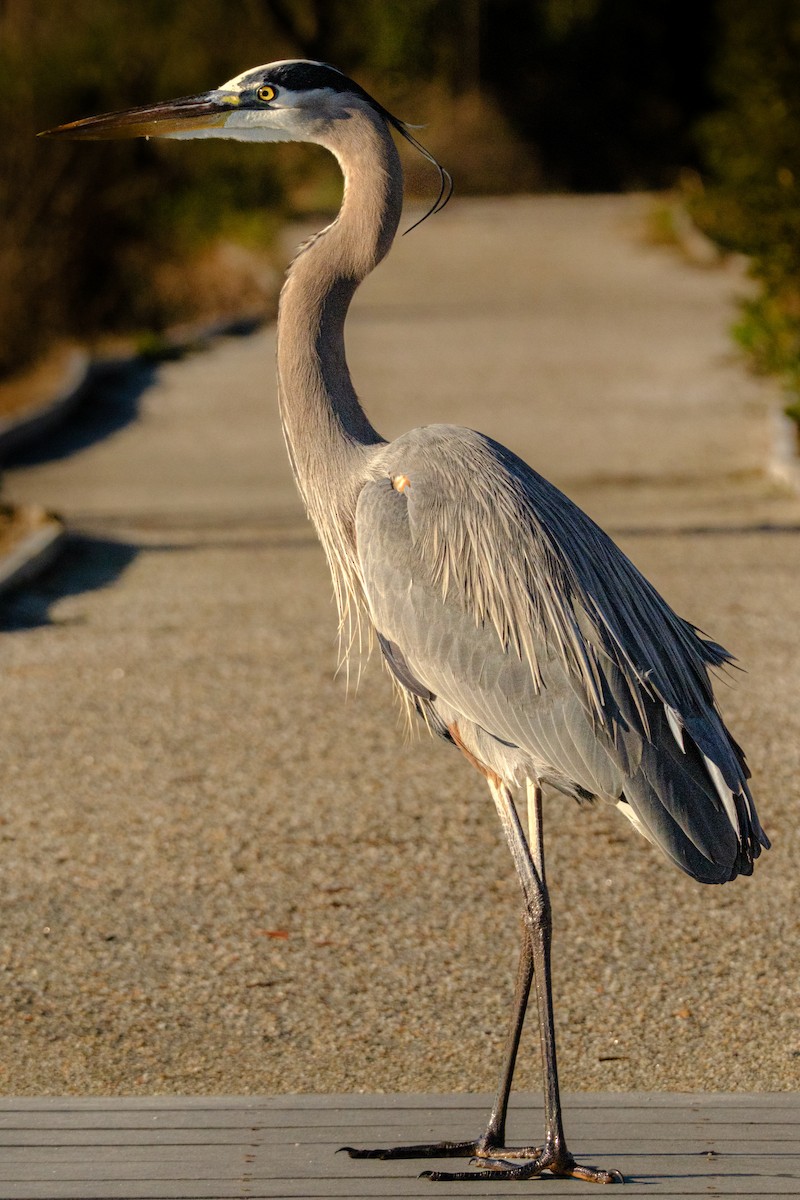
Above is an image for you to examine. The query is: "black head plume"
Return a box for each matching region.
[266,62,453,233]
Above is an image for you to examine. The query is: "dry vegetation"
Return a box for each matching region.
[4,0,786,421]
[0,2,538,384]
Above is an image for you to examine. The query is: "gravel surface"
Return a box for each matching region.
[1,195,798,1097]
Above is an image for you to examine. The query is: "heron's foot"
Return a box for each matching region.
[341,1138,488,1161]
[342,1136,622,1183]
[423,1144,624,1184]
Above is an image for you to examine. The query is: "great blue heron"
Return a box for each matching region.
[44,61,769,1185]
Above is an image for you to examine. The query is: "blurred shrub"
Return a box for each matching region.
[0,0,285,376]
[0,0,539,377]
[2,0,724,380]
[690,0,800,423]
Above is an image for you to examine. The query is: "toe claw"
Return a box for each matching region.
[559,1160,625,1185]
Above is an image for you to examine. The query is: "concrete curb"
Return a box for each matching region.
[0,310,267,596]
[0,511,65,600]
[665,198,800,493]
[0,346,85,597]
[0,311,267,465]
[768,405,800,494]
[0,348,91,462]
[669,201,724,267]
[672,205,800,495]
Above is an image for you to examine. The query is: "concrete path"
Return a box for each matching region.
[1,196,798,1102]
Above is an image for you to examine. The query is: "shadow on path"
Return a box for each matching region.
[4,317,265,467]
[0,533,139,629]
[3,359,157,467]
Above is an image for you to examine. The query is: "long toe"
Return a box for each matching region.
[423,1153,624,1184]
[341,1140,480,1161]
[343,1136,545,1166]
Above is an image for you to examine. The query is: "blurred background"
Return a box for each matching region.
[1,0,799,416]
[1,0,798,1114]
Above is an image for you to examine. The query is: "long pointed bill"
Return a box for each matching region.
[39,91,241,140]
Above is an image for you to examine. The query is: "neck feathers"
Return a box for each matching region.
[276,104,404,651]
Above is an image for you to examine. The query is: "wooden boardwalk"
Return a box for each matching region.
[0,1093,797,1198]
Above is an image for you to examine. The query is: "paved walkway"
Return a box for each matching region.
[1,197,799,1112]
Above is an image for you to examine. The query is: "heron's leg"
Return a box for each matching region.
[424,780,622,1184]
[476,917,534,1151]
[341,920,538,1164]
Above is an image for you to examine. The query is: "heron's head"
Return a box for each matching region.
[41,60,452,225]
[42,60,406,145]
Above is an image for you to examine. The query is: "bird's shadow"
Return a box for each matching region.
[0,533,138,629]
[4,359,157,466]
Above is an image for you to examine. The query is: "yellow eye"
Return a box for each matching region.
[257,84,276,103]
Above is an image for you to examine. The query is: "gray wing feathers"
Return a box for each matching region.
[359,476,625,798]
[358,425,768,882]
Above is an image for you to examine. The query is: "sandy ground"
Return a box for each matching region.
[1,195,799,1099]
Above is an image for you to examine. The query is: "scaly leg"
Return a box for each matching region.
[342,919,539,1163]
[344,779,622,1184]
[426,781,622,1183]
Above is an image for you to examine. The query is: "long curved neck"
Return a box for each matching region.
[277,108,403,499]
[276,106,403,639]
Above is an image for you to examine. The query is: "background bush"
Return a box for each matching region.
[690,0,800,422]
[0,1,286,374]
[4,0,761,382]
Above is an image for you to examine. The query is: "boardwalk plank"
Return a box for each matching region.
[0,1094,795,1199]
[2,1091,797,1110]
[1,1127,798,1150]
[1,1100,796,1129]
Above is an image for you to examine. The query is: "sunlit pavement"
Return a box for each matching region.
[1,196,798,1099]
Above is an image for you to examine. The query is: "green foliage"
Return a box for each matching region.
[691,0,800,426]
[733,295,800,384]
